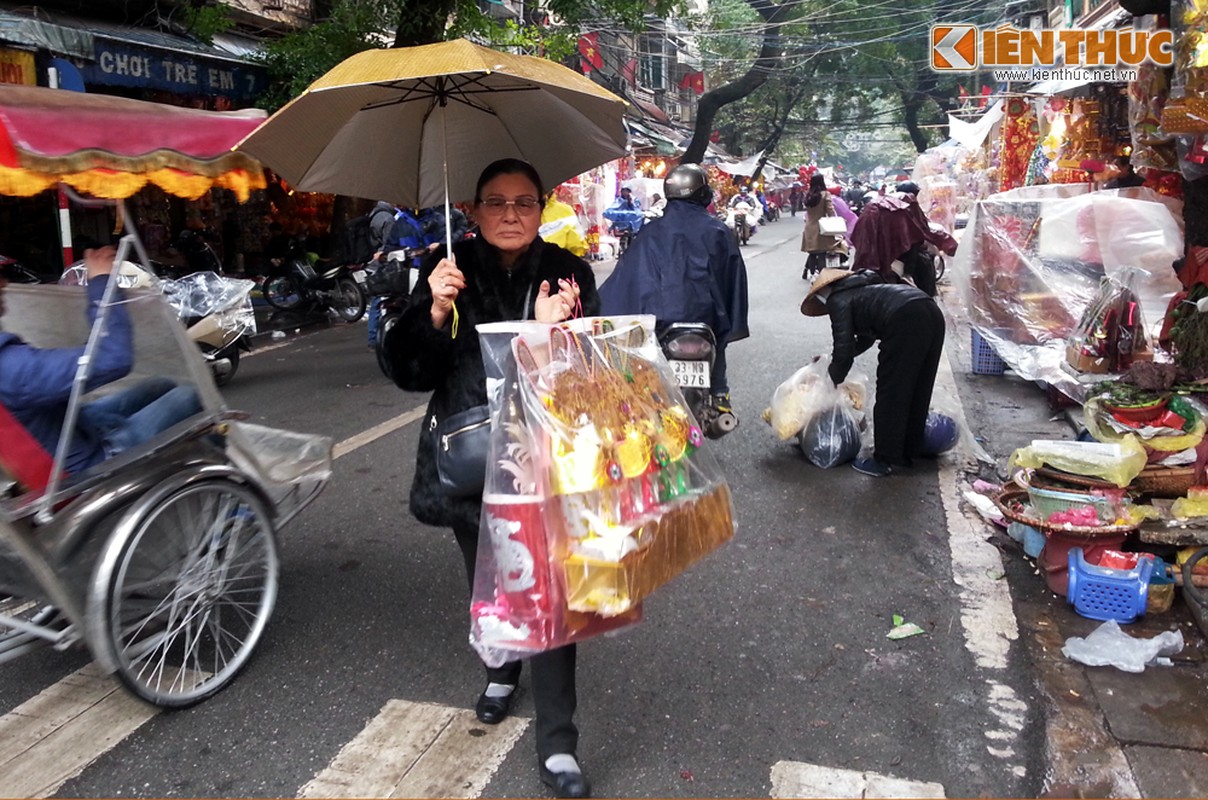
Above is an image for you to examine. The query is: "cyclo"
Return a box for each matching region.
[0,231,332,707]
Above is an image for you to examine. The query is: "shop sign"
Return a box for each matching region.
[931,24,1174,72]
[80,41,265,100]
[0,48,35,86]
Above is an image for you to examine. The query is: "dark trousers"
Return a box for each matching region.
[453,521,578,759]
[874,299,945,466]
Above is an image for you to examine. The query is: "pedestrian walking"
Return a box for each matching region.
[382,158,597,798]
[801,268,944,477]
[801,174,848,279]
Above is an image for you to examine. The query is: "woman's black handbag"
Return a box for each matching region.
[434,404,491,497]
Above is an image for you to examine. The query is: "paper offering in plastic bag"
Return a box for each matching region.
[1009,438,1148,488]
[767,356,867,441]
[469,316,735,667]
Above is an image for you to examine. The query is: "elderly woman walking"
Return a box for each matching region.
[383,158,598,798]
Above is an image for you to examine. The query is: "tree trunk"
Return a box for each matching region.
[393,0,459,48]
[682,0,793,164]
[900,94,930,153]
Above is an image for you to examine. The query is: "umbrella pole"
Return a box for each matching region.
[442,104,452,257]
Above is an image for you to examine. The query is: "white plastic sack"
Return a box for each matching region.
[1061,619,1184,673]
[767,356,867,441]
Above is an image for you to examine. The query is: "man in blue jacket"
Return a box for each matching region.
[599,163,750,412]
[0,237,200,476]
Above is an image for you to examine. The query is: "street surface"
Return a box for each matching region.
[0,221,1048,798]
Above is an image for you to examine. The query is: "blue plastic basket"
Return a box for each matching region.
[971,330,1007,375]
[1066,548,1153,623]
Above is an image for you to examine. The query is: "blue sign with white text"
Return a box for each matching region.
[79,41,266,101]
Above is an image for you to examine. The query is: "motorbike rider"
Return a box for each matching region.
[598,163,750,416]
[365,201,401,348]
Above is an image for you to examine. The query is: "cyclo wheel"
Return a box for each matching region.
[336,276,367,322]
[96,479,278,708]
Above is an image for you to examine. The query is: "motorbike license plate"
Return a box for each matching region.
[670,359,710,389]
[353,270,368,284]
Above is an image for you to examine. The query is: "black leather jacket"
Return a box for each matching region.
[825,271,931,383]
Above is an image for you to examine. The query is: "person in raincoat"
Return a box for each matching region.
[538,192,588,257]
[598,162,750,412]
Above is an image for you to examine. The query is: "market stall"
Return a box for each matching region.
[952,183,1184,400]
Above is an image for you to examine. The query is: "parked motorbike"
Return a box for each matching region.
[0,254,43,283]
[60,262,255,387]
[658,322,737,439]
[368,247,426,379]
[262,239,367,322]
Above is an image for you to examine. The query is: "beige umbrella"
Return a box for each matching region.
[236,39,629,233]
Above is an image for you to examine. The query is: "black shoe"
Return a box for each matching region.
[474,686,516,724]
[540,759,591,798]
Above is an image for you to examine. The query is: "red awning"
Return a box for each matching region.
[0,84,267,200]
[628,95,671,124]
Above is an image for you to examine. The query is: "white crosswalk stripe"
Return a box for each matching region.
[0,663,157,798]
[298,700,528,799]
[770,761,947,799]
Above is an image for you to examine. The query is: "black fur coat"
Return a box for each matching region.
[385,236,600,531]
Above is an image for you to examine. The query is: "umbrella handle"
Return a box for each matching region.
[440,105,460,339]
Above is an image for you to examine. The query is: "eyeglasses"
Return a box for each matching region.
[479,197,541,216]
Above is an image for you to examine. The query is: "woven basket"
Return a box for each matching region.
[993,487,1139,537]
[1130,466,1197,498]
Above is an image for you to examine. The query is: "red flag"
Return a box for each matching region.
[979,85,992,109]
[578,33,602,73]
[620,58,637,86]
[680,71,704,95]
[958,85,969,101]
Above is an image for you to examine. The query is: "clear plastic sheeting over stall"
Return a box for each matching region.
[951,185,1183,400]
[470,315,734,667]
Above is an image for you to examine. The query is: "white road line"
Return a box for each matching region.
[298,699,529,799]
[934,341,1027,772]
[333,404,427,460]
[0,663,157,797]
[770,761,946,798]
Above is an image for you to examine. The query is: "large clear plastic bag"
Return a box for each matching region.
[1009,438,1148,488]
[470,315,735,668]
[766,355,867,441]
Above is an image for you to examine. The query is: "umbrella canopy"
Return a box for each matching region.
[235,39,630,208]
[0,84,267,200]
